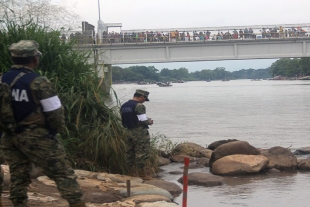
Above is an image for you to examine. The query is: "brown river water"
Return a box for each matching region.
[111,80,310,207]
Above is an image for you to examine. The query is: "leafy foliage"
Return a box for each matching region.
[0,1,179,175]
[0,0,79,30]
[269,57,310,77]
[0,17,129,173]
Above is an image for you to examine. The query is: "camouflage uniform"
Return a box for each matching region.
[0,40,84,207]
[120,90,153,171]
[0,133,4,197]
[126,103,151,169]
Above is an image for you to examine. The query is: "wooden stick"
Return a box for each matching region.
[126,180,131,197]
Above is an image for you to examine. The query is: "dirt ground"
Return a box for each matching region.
[1,178,125,207]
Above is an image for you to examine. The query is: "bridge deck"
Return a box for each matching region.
[71,23,310,65]
[64,23,310,46]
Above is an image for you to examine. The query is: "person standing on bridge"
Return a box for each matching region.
[0,40,85,207]
[120,89,154,180]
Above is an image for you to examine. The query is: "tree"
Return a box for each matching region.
[300,57,310,75]
[0,1,163,174]
[250,68,271,79]
[123,68,144,81]
[270,58,290,77]
[146,66,160,81]
[286,58,300,77]
[0,6,129,173]
[160,68,171,77]
[269,58,301,77]
[213,67,227,79]
[0,0,79,30]
[177,67,189,79]
[200,69,214,80]
[190,70,201,80]
[111,66,124,81]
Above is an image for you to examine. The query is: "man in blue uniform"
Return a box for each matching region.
[120,89,154,180]
[0,40,85,207]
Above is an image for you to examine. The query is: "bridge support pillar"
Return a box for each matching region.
[98,63,112,94]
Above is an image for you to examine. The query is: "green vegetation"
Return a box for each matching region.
[0,19,127,173]
[0,1,179,175]
[113,57,310,82]
[112,65,272,82]
[2,0,310,176]
[269,58,310,78]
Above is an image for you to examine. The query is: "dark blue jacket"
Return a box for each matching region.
[2,68,40,122]
[120,100,139,129]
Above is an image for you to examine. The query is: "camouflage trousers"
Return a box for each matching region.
[0,127,83,207]
[0,149,4,196]
[126,127,150,170]
[0,168,2,198]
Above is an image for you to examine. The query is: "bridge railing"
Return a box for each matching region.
[62,26,310,45]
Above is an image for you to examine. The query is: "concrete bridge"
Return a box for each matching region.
[79,37,310,65]
[71,23,310,92]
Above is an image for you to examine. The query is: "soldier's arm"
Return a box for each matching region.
[31,76,65,134]
[135,103,152,126]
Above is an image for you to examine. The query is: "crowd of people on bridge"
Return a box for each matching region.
[64,25,309,44]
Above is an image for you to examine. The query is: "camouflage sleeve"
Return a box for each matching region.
[135,103,151,126]
[30,76,65,134]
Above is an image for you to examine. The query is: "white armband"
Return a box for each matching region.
[40,96,62,112]
[137,114,148,121]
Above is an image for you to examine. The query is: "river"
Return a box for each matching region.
[111,80,310,207]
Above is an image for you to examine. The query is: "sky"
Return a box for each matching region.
[54,0,310,72]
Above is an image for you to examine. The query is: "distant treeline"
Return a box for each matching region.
[270,57,310,78]
[112,66,271,82]
[112,57,310,82]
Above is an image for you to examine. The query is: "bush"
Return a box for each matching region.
[0,18,128,173]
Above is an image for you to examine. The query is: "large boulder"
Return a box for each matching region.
[172,142,212,158]
[293,147,310,155]
[178,172,224,187]
[207,139,238,150]
[137,201,179,207]
[261,146,297,171]
[198,148,213,159]
[211,155,269,175]
[119,183,173,200]
[122,194,172,205]
[171,155,195,163]
[96,172,143,184]
[144,180,182,197]
[179,158,209,169]
[196,158,210,167]
[297,158,310,171]
[209,141,261,168]
[158,156,171,166]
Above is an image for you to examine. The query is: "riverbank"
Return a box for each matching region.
[2,140,310,206]
[0,165,180,207]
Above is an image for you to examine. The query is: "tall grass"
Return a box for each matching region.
[0,17,128,173]
[0,15,177,174]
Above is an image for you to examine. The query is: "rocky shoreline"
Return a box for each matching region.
[1,139,310,206]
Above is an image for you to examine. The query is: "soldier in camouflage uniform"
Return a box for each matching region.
[0,40,85,207]
[120,89,154,180]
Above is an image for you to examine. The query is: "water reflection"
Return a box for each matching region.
[159,162,310,207]
[223,171,297,186]
[113,82,310,206]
